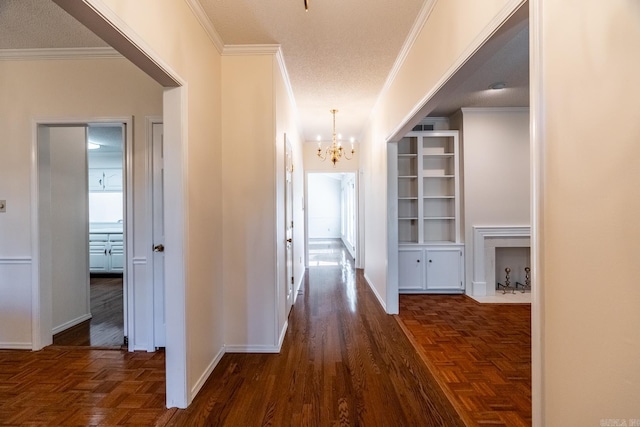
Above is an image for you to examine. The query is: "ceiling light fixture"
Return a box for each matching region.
[317,109,355,167]
[488,82,507,90]
[304,0,309,11]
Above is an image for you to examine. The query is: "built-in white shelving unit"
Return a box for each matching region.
[396,130,464,293]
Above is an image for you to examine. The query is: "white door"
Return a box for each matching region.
[285,138,294,313]
[152,122,166,347]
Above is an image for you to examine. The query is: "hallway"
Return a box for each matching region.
[0,239,463,426]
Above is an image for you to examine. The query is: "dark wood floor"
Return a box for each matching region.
[0,239,464,426]
[53,275,124,348]
[397,294,532,426]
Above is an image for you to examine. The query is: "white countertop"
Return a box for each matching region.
[90,223,123,234]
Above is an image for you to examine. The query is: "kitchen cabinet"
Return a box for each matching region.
[89,233,123,273]
[89,168,122,191]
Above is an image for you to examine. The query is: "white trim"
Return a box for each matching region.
[0,342,32,350]
[472,226,531,296]
[184,0,225,53]
[277,320,289,350]
[163,86,189,409]
[224,344,281,353]
[377,0,437,101]
[385,0,528,142]
[0,47,121,61]
[222,44,281,56]
[145,116,163,353]
[293,273,304,304]
[363,272,387,312]
[189,347,226,399]
[530,0,544,424]
[132,257,147,265]
[461,107,530,114]
[30,116,133,351]
[52,313,92,335]
[0,258,31,264]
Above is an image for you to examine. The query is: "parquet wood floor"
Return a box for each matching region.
[397,294,531,426]
[0,347,173,426]
[0,239,464,426]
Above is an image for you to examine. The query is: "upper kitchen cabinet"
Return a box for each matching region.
[87,125,124,192]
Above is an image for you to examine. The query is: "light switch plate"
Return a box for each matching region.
[0,200,5,213]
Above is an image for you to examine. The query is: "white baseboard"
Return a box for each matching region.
[363,272,387,312]
[52,313,92,335]
[472,281,488,296]
[277,320,288,350]
[190,346,225,400]
[293,273,305,304]
[224,344,281,353]
[0,342,33,350]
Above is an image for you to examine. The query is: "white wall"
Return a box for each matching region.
[535,0,640,423]
[0,57,162,349]
[458,108,530,294]
[45,127,91,333]
[308,174,342,238]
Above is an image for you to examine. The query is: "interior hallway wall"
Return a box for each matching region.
[0,57,162,349]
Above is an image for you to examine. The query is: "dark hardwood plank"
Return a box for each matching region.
[0,239,463,426]
[397,294,532,426]
[53,275,124,348]
[167,239,464,426]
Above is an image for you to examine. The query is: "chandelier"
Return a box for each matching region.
[317,109,355,167]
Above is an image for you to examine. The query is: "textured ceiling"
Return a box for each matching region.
[1,0,529,143]
[0,0,107,49]
[198,0,425,142]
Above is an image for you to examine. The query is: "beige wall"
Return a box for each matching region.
[221,54,278,349]
[459,108,530,292]
[361,0,521,311]
[536,0,640,422]
[0,58,162,348]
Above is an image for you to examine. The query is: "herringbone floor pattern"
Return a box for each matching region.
[0,347,174,426]
[397,294,531,426]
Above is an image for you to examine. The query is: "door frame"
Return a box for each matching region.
[146,116,165,350]
[304,171,360,268]
[30,116,134,350]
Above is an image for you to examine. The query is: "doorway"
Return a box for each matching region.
[306,172,358,266]
[33,118,132,350]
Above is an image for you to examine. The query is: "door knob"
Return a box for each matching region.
[154,244,165,252]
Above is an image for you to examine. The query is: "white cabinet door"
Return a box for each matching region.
[108,234,124,272]
[425,248,462,290]
[103,169,123,191]
[89,235,109,272]
[399,249,424,291]
[88,170,105,191]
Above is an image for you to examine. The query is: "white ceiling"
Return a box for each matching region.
[0,0,529,143]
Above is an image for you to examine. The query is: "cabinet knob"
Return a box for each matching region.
[417,259,420,263]
[154,244,165,252]
[429,259,432,263]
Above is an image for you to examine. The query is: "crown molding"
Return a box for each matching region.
[378,0,437,100]
[0,47,121,61]
[222,44,281,56]
[184,0,225,54]
[385,0,528,142]
[461,107,530,113]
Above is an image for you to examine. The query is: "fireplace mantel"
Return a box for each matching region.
[472,226,531,296]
